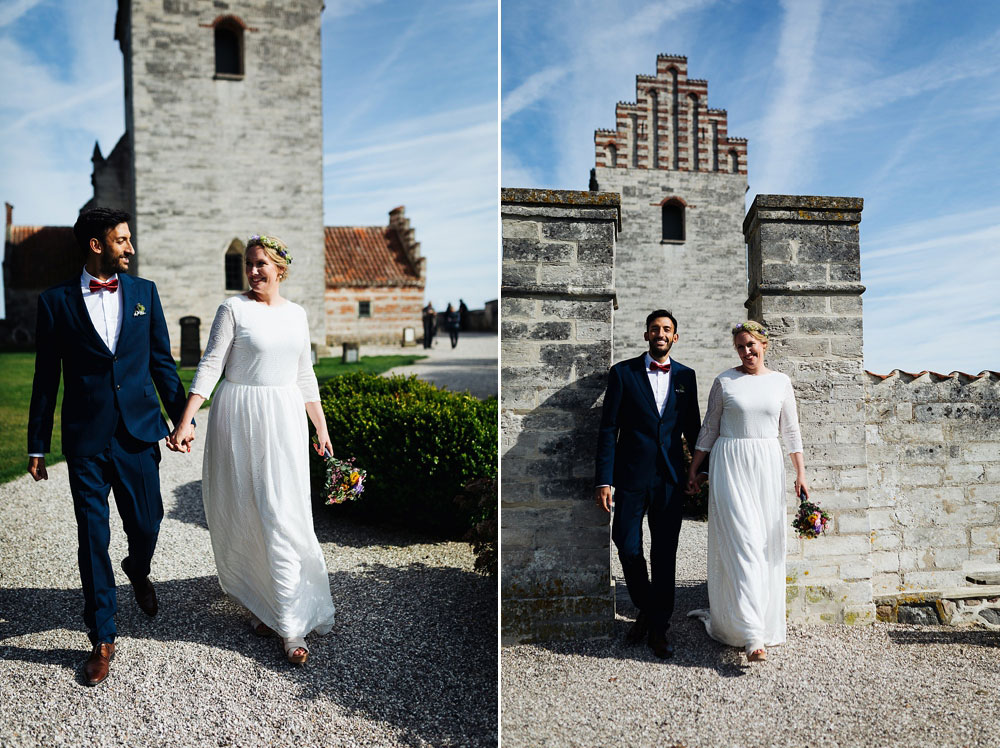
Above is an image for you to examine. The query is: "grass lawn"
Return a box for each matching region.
[0,352,424,485]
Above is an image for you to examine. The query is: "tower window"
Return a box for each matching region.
[358,301,372,318]
[661,201,685,242]
[225,239,245,290]
[215,21,244,78]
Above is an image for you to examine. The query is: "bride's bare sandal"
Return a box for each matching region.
[747,648,767,662]
[283,637,309,666]
[249,614,276,638]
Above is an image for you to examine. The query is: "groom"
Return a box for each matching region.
[594,310,705,659]
[27,207,190,685]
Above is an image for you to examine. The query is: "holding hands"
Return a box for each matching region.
[167,421,196,453]
[685,470,707,496]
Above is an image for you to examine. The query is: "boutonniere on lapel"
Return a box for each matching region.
[675,384,687,395]
[133,303,146,317]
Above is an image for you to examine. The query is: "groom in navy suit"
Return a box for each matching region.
[27,208,190,685]
[595,310,705,658]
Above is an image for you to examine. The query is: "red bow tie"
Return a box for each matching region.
[649,361,671,373]
[89,278,119,293]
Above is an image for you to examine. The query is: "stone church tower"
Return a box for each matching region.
[97,1,326,352]
[590,55,748,405]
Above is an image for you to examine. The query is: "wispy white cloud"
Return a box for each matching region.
[500,65,569,121]
[322,0,390,22]
[324,101,497,307]
[861,209,1000,374]
[0,0,45,28]
[752,0,824,192]
[0,78,118,136]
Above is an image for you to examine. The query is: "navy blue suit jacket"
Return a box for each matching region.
[28,273,188,457]
[595,355,704,491]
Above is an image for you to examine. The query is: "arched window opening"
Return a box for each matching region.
[224,239,245,290]
[661,201,685,242]
[729,149,739,173]
[607,144,617,167]
[215,21,243,77]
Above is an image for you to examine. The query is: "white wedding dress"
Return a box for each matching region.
[688,369,802,654]
[190,294,336,639]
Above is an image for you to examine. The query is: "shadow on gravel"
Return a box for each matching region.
[0,564,496,747]
[888,628,1000,648]
[168,480,207,529]
[524,579,748,679]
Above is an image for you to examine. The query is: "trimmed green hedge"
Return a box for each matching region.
[314,373,497,536]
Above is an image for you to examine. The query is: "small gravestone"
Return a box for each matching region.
[342,342,359,364]
[179,316,201,367]
[401,327,416,347]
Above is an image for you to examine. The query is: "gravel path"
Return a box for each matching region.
[502,520,1000,748]
[0,421,496,747]
[364,332,497,399]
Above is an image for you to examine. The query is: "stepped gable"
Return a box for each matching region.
[594,54,747,174]
[324,206,424,288]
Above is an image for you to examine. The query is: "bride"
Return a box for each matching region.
[686,321,808,663]
[170,234,336,665]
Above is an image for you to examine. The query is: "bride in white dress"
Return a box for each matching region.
[170,234,336,665]
[686,321,808,662]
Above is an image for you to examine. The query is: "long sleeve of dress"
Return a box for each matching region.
[778,377,804,454]
[694,377,723,452]
[190,302,236,398]
[296,314,321,404]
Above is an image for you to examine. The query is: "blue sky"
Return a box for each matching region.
[502,0,1000,375]
[0,0,498,310]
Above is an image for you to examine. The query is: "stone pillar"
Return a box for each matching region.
[743,195,875,625]
[500,188,620,642]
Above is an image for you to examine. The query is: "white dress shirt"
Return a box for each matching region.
[644,352,672,416]
[28,269,124,458]
[81,267,123,353]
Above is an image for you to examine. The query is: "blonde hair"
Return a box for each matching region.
[731,321,768,345]
[246,234,291,281]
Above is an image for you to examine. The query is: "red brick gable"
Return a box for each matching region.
[324,225,423,288]
[5,226,79,289]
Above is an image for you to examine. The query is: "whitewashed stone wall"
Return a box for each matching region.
[744,195,876,625]
[590,168,747,412]
[120,0,327,354]
[866,371,1000,594]
[500,188,619,642]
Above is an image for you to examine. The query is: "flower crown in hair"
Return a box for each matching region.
[732,321,768,338]
[248,234,293,264]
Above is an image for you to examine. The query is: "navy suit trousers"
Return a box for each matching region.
[611,464,683,634]
[66,419,163,645]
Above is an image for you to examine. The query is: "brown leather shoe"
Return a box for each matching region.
[121,559,158,617]
[647,629,675,659]
[625,611,649,645]
[84,642,115,686]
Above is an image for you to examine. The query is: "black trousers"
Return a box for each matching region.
[611,467,683,634]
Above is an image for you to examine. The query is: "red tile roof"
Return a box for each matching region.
[865,370,1000,381]
[5,226,80,288]
[324,225,422,288]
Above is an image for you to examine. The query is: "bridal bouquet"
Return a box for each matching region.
[318,447,368,505]
[792,489,830,539]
